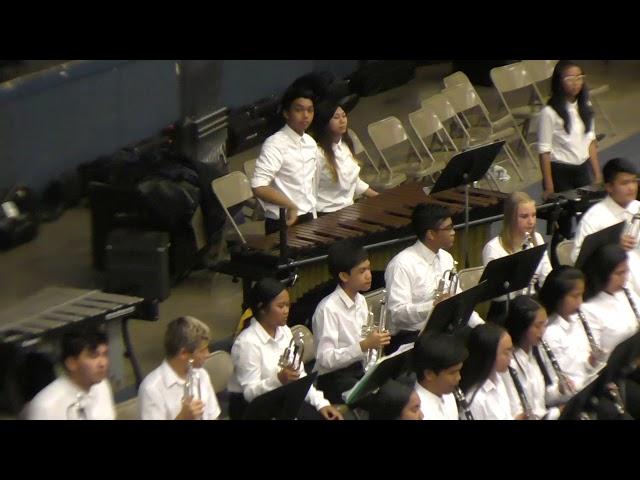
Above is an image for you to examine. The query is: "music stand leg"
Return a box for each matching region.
[464,181,470,269]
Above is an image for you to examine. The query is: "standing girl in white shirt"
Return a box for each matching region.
[538,60,602,200]
[459,323,525,420]
[310,99,378,214]
[537,60,602,238]
[482,191,552,324]
[581,244,640,361]
[228,278,343,420]
[538,266,603,391]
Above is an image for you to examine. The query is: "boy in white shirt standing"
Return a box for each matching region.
[313,240,390,404]
[139,316,220,420]
[26,324,115,420]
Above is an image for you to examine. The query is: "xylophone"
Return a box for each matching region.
[218,181,509,304]
[0,287,157,395]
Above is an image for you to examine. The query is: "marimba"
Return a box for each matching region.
[218,181,509,304]
[0,287,157,394]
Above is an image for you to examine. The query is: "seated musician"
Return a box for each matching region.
[309,98,378,215]
[384,203,483,354]
[138,316,220,420]
[312,240,390,404]
[502,296,567,420]
[539,267,602,391]
[251,85,319,235]
[571,158,640,297]
[228,278,343,420]
[580,244,640,362]
[482,191,552,324]
[459,323,525,420]
[25,324,115,420]
[368,379,424,420]
[412,333,468,420]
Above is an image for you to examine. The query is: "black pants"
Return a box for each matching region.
[387,330,420,355]
[229,391,325,420]
[548,160,593,239]
[317,362,365,405]
[264,212,314,235]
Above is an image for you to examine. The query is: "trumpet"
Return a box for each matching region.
[361,290,388,372]
[508,366,535,419]
[184,358,202,401]
[624,213,640,241]
[453,387,474,420]
[539,340,576,396]
[279,331,305,371]
[434,261,459,302]
[577,309,606,364]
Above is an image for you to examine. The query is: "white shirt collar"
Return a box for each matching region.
[414,240,440,265]
[481,375,499,393]
[59,374,95,399]
[282,124,307,144]
[160,359,185,389]
[603,195,634,217]
[251,317,285,345]
[336,285,356,310]
[415,381,444,404]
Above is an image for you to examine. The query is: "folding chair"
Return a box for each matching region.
[457,266,485,291]
[203,350,235,394]
[368,116,440,181]
[555,239,575,266]
[348,128,406,190]
[243,158,264,220]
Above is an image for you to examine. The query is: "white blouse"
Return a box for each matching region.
[315,139,369,213]
[467,373,514,420]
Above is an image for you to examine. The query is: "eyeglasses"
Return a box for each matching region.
[562,74,586,84]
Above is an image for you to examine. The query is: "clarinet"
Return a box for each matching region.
[577,309,605,362]
[453,387,474,420]
[539,340,576,396]
[622,287,640,328]
[508,366,535,419]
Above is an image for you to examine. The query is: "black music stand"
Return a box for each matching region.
[574,221,626,270]
[243,372,318,420]
[421,281,492,336]
[479,244,547,317]
[344,347,414,406]
[429,141,506,268]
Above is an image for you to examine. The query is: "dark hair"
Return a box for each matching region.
[280,85,316,113]
[539,266,585,315]
[548,60,593,135]
[603,157,638,184]
[459,323,507,402]
[583,244,628,300]
[411,203,452,242]
[247,278,287,326]
[310,99,356,183]
[327,239,368,283]
[504,296,543,348]
[61,324,108,366]
[412,333,468,382]
[369,379,415,420]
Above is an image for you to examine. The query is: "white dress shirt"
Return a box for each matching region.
[502,348,561,420]
[250,124,318,220]
[312,285,368,376]
[315,140,369,213]
[482,233,553,301]
[581,290,640,360]
[229,318,330,411]
[26,376,115,420]
[537,102,596,165]
[414,382,459,420]
[544,313,598,391]
[138,360,221,420]
[467,374,514,420]
[385,241,484,335]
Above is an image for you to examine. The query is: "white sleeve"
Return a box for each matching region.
[231,339,282,403]
[482,237,502,265]
[355,176,370,197]
[251,139,284,189]
[200,370,221,420]
[313,303,364,372]
[385,262,432,332]
[537,108,554,154]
